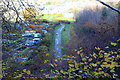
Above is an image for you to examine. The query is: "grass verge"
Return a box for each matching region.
[62,24,71,44]
[61,24,71,54]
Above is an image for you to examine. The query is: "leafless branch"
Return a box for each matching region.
[97,0,120,13]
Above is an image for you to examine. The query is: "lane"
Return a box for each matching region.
[54,24,65,58]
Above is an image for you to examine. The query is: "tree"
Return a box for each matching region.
[22,8,36,21]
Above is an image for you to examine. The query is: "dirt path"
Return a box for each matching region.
[54,24,65,58]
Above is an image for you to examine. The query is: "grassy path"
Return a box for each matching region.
[61,24,71,55]
[49,23,71,55]
[62,24,71,45]
[49,24,61,54]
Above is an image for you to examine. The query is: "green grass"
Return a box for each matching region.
[61,24,71,54]
[49,32,55,54]
[62,24,71,45]
[41,14,75,22]
[55,17,75,22]
[55,24,61,30]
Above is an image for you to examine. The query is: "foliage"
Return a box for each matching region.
[37,45,48,53]
[67,5,118,54]
[101,7,107,17]
[13,69,32,78]
[115,2,120,7]
[41,33,53,47]
[22,8,36,21]
[48,39,120,79]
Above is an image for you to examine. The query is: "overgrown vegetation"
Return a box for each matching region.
[48,39,120,79]
[66,6,119,54]
[2,0,120,80]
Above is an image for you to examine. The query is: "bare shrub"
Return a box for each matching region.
[67,3,119,54]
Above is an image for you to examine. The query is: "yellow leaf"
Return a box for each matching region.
[98,68,102,71]
[44,60,48,63]
[18,73,24,77]
[41,69,44,71]
[104,73,111,77]
[110,42,117,46]
[23,69,27,72]
[117,39,120,42]
[54,59,58,62]
[68,59,74,63]
[69,64,74,67]
[60,70,63,73]
[92,64,97,67]
[75,62,79,69]
[67,56,70,58]
[54,64,58,66]
[113,73,118,77]
[93,53,97,58]
[95,47,100,50]
[77,50,83,55]
[84,66,87,69]
[99,55,103,58]
[99,71,104,74]
[102,62,108,65]
[110,69,115,72]
[96,61,100,64]
[105,46,109,48]
[79,63,84,65]
[50,63,54,67]
[92,71,99,75]
[50,70,53,72]
[116,55,120,59]
[88,58,92,62]
[79,71,82,73]
[80,53,83,57]
[74,49,77,51]
[111,62,118,65]
[116,65,120,67]
[82,58,86,61]
[26,70,31,74]
[45,74,49,78]
[104,53,109,57]
[45,53,50,56]
[77,51,80,54]
[101,64,110,68]
[90,63,97,67]
[100,50,105,53]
